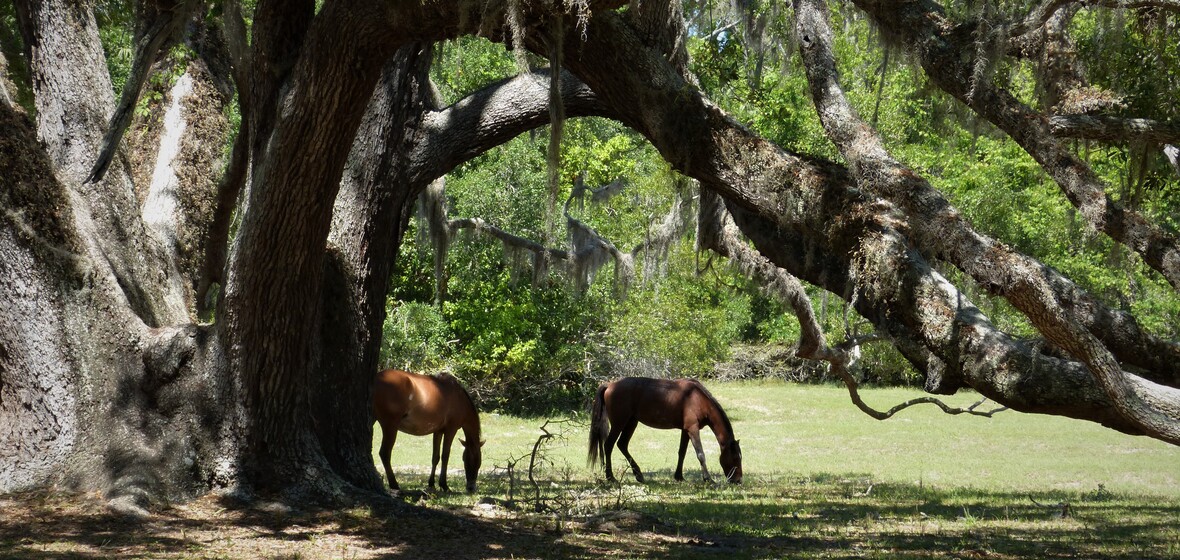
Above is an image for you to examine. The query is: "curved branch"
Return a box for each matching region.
[1010,0,1180,42]
[855,0,1180,290]
[408,68,609,186]
[801,0,1180,444]
[699,189,1005,420]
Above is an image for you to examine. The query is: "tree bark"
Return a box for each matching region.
[4,0,238,511]
[1049,115,1180,144]
[218,0,412,498]
[315,43,436,492]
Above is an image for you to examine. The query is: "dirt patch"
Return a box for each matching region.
[0,490,707,559]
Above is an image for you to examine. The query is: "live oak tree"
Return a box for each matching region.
[1,0,1178,509]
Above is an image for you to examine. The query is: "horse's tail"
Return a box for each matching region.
[587,384,609,467]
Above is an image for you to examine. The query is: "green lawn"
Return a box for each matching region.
[373,380,1180,559]
[375,380,1180,496]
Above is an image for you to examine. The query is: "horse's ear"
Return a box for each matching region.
[480,439,486,447]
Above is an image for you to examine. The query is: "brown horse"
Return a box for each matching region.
[372,369,484,493]
[588,377,742,484]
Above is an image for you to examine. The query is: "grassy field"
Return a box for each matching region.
[377,380,1180,495]
[375,380,1180,558]
[4,381,1178,559]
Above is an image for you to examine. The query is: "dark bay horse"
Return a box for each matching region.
[588,377,742,484]
[373,369,484,493]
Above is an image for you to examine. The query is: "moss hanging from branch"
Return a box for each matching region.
[546,16,566,244]
[420,172,694,304]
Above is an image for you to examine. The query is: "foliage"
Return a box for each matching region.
[94,0,134,94]
[605,244,749,377]
[382,3,1180,414]
[380,300,450,373]
[432,36,519,106]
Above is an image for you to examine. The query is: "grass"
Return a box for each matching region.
[3,381,1177,559]
[374,380,1180,559]
[376,380,1180,496]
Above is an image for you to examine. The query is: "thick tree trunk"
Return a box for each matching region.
[218,0,405,498]
[316,43,435,492]
[2,0,239,509]
[0,79,239,510]
[0,102,81,493]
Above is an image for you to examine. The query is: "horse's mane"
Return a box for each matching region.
[437,372,479,422]
[688,379,734,437]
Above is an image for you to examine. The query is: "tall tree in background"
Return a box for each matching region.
[1,0,1178,510]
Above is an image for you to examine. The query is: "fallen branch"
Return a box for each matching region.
[1029,494,1073,518]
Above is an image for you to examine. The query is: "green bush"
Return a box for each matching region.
[381,300,450,373]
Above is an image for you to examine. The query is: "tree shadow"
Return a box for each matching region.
[613,471,1180,559]
[0,489,590,559]
[3,473,1179,559]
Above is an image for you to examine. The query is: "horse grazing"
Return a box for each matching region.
[373,369,484,493]
[588,377,742,484]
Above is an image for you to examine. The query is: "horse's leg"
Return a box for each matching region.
[674,430,690,482]
[687,428,712,482]
[438,430,457,492]
[616,417,644,483]
[428,431,443,491]
[378,424,400,491]
[602,421,625,482]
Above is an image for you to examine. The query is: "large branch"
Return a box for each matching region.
[699,189,1007,420]
[1049,115,1180,144]
[855,0,1180,290]
[1010,0,1180,42]
[407,68,608,186]
[552,9,1175,437]
[795,0,1180,443]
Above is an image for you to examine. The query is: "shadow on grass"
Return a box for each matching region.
[3,472,1179,560]
[612,470,1180,559]
[0,489,587,560]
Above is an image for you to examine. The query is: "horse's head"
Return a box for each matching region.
[460,438,485,493]
[720,439,743,484]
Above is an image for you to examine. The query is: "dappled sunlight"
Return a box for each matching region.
[3,386,1177,559]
